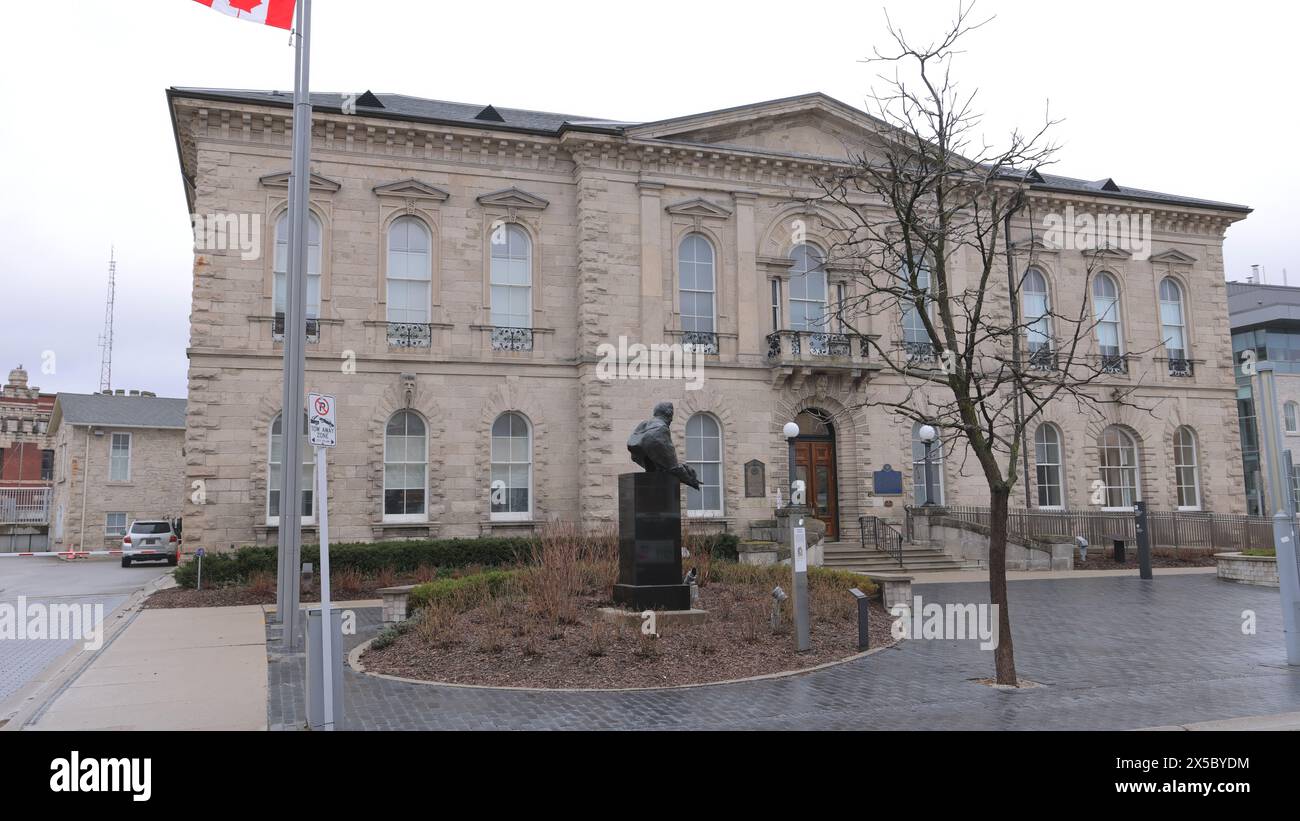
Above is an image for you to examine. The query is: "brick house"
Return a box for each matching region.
[167,88,1251,551]
[0,365,56,549]
[48,391,187,550]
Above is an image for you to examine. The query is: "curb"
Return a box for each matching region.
[347,633,900,694]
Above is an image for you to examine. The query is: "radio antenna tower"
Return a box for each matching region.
[98,247,116,393]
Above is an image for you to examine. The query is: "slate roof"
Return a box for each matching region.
[53,393,187,430]
[168,87,1249,213]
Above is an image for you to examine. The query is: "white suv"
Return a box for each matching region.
[121,519,180,567]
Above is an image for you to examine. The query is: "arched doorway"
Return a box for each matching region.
[790,408,839,539]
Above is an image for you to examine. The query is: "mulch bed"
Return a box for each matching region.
[142,577,423,609]
[1074,551,1216,571]
[360,583,896,689]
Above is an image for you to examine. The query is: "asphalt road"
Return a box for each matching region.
[0,557,170,719]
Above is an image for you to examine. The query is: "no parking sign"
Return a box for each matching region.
[308,393,336,448]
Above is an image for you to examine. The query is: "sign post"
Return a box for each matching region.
[791,517,810,652]
[307,392,338,729]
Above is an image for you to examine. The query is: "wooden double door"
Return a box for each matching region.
[792,439,839,540]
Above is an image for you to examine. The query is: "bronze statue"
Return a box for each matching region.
[627,401,702,489]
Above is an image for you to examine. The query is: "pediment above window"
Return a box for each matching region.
[476,186,549,210]
[664,197,733,219]
[258,171,342,193]
[1149,248,1197,265]
[1010,237,1061,255]
[1085,245,1134,260]
[373,179,450,202]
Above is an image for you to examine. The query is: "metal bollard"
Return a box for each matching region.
[849,588,869,651]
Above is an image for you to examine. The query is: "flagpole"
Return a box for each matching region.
[276,0,311,648]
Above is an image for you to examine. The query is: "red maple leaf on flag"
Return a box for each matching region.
[227,0,264,12]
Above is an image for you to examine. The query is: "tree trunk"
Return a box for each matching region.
[988,487,1018,685]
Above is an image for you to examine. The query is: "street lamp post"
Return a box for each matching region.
[919,424,937,506]
[782,420,809,652]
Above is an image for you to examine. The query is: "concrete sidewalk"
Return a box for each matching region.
[912,566,1218,584]
[26,606,268,731]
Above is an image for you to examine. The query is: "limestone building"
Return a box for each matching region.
[167,88,1251,550]
[48,391,187,550]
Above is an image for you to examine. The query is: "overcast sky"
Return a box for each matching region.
[0,0,1294,399]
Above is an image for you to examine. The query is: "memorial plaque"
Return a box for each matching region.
[873,464,904,495]
[744,459,766,497]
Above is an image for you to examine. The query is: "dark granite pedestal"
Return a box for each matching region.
[612,472,692,611]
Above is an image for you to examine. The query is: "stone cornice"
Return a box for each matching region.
[372,178,451,201]
[476,186,549,210]
[259,170,341,193]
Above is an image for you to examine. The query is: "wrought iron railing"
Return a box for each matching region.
[931,504,1281,552]
[0,487,51,525]
[766,330,866,362]
[902,340,939,364]
[681,330,719,355]
[859,514,904,567]
[387,322,432,348]
[1098,352,1128,375]
[1167,357,1194,378]
[491,326,534,351]
[1027,346,1058,371]
[272,313,320,343]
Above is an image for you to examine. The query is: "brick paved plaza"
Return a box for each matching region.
[268,573,1300,730]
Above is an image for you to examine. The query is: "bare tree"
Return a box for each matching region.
[812,4,1153,684]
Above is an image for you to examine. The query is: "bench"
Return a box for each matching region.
[863,572,913,611]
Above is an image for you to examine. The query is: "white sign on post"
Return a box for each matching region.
[792,526,808,572]
[308,393,336,448]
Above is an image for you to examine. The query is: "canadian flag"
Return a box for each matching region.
[193,0,295,30]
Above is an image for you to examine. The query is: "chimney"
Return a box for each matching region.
[114,389,126,396]
[140,391,156,398]
[129,390,140,396]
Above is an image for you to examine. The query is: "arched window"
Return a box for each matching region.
[1159,277,1188,362]
[1286,401,1299,434]
[1173,426,1200,510]
[1024,268,1052,357]
[386,217,431,323]
[1034,423,1064,508]
[384,411,427,519]
[1093,273,1124,368]
[1098,426,1140,509]
[788,243,827,331]
[911,423,944,505]
[678,234,716,340]
[490,224,532,329]
[490,412,532,520]
[901,260,932,346]
[685,413,723,516]
[273,211,323,319]
[268,412,314,523]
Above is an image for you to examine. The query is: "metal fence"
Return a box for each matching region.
[929,504,1280,553]
[0,487,51,525]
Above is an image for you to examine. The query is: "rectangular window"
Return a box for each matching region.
[771,279,782,330]
[41,449,54,482]
[105,512,127,536]
[109,433,131,481]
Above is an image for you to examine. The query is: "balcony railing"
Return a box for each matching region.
[681,330,719,355]
[491,326,534,351]
[386,322,432,348]
[1097,352,1128,375]
[1166,356,1194,378]
[0,487,51,525]
[1027,345,1059,372]
[766,330,869,364]
[272,313,320,344]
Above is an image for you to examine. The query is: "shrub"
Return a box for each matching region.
[406,569,521,612]
[174,536,533,589]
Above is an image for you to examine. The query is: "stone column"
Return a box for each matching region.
[638,182,665,345]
